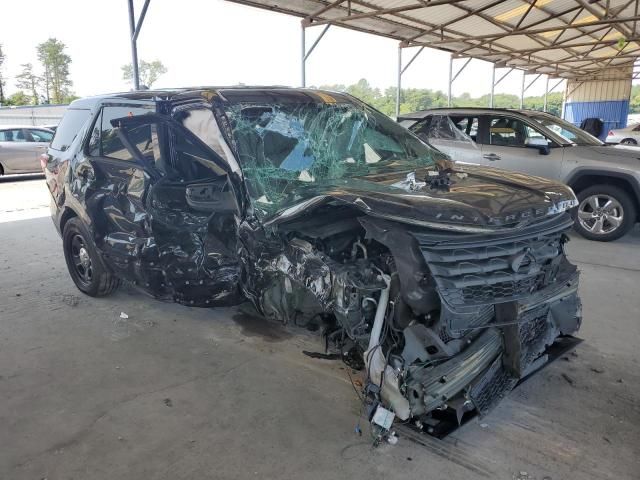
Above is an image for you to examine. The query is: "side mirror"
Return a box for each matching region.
[525,137,550,155]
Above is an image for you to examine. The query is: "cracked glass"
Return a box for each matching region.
[221,99,440,213]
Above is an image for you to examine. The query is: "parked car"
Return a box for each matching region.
[399,108,640,241]
[605,123,640,145]
[0,125,54,175]
[40,123,59,133]
[43,87,581,437]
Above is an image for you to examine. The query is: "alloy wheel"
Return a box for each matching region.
[577,194,624,235]
[70,234,93,285]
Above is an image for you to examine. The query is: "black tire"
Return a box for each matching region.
[0,163,4,176]
[63,218,120,296]
[620,138,637,145]
[574,185,637,241]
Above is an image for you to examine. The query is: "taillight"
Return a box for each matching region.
[40,153,49,170]
[607,131,614,136]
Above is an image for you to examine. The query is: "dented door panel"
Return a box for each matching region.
[83,111,243,305]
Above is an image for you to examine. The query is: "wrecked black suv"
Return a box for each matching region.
[44,87,581,435]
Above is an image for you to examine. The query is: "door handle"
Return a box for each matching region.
[483,153,501,161]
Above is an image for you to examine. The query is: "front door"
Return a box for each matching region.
[478,115,564,181]
[82,105,242,306]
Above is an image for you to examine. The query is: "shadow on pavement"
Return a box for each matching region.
[0,173,45,183]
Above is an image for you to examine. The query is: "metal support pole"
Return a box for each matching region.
[490,64,496,108]
[520,71,526,109]
[448,55,453,107]
[133,0,150,42]
[304,25,331,61]
[127,0,140,90]
[395,46,402,119]
[301,25,306,87]
[300,24,331,87]
[544,76,549,112]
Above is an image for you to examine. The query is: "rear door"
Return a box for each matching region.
[80,104,157,287]
[478,114,564,180]
[84,105,242,305]
[0,128,36,173]
[45,108,93,206]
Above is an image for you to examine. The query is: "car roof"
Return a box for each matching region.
[0,124,54,130]
[398,107,557,120]
[69,86,356,109]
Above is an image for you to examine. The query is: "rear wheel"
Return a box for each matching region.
[620,138,637,145]
[574,185,636,241]
[63,218,120,296]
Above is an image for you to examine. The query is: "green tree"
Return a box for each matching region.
[122,59,167,88]
[15,63,42,105]
[5,91,30,106]
[36,38,73,104]
[314,79,567,118]
[0,44,6,105]
[629,84,640,113]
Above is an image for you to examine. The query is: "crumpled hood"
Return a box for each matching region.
[263,164,577,232]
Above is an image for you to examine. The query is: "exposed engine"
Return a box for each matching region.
[240,203,581,439]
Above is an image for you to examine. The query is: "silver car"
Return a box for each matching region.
[399,108,640,241]
[605,123,640,145]
[0,125,54,175]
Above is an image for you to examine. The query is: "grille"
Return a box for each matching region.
[518,305,553,367]
[438,326,453,343]
[459,276,539,304]
[412,218,571,307]
[469,355,518,415]
[470,305,553,414]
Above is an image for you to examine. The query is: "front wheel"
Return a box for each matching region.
[574,185,636,241]
[63,218,120,296]
[620,138,637,145]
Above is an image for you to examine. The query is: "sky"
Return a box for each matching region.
[1,0,565,100]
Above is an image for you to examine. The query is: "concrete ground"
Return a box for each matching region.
[1,175,639,480]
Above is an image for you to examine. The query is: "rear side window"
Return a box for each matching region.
[408,116,433,136]
[50,108,91,151]
[0,129,28,142]
[91,105,154,161]
[412,115,475,142]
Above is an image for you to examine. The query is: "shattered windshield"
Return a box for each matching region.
[530,114,603,146]
[222,99,439,210]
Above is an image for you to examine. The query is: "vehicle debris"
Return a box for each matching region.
[302,351,341,360]
[62,294,79,307]
[44,87,582,439]
[119,312,129,320]
[561,373,575,386]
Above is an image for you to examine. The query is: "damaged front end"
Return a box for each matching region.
[242,200,580,437]
[208,89,581,439]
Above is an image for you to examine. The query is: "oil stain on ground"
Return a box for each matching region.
[232,305,293,343]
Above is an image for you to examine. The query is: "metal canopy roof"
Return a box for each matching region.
[228,0,640,80]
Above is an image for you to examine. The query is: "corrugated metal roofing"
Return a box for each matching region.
[227,0,640,80]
